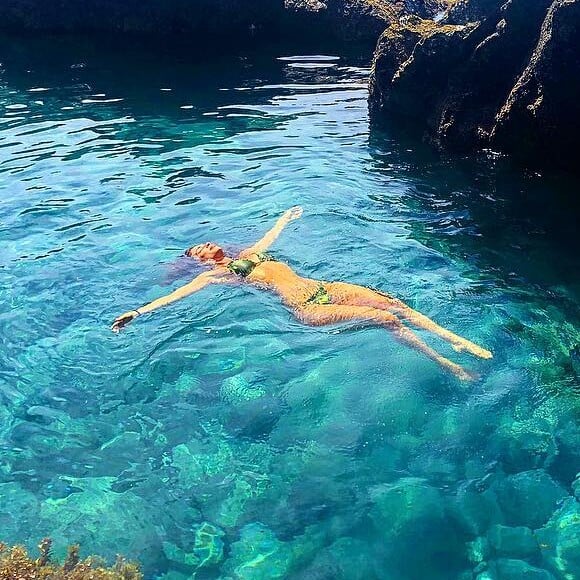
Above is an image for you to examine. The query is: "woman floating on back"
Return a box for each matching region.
[112,207,492,379]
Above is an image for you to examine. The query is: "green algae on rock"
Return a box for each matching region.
[0,538,142,579]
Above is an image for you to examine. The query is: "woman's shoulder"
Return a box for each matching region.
[237,250,274,262]
[236,249,256,260]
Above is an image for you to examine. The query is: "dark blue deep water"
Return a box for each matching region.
[1,37,579,579]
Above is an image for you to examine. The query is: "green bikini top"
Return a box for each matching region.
[227,252,274,277]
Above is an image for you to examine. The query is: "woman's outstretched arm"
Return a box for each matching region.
[111,270,230,332]
[240,206,303,256]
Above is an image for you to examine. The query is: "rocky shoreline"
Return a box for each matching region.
[0,1,450,42]
[0,0,578,167]
[369,0,580,171]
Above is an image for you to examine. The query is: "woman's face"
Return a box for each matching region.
[185,242,225,262]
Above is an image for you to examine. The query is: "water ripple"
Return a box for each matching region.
[0,39,578,579]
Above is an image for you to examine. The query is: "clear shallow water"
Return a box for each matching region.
[1,37,580,579]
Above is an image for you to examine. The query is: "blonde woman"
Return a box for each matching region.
[112,207,491,379]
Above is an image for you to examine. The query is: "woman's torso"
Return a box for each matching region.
[231,253,321,307]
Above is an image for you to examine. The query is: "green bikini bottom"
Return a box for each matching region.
[304,284,392,306]
[305,285,331,305]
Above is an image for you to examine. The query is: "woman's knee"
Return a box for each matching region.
[374,310,400,327]
[294,306,328,326]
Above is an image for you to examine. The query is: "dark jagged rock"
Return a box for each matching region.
[445,0,503,21]
[491,0,580,165]
[284,0,401,41]
[284,1,456,41]
[369,0,580,171]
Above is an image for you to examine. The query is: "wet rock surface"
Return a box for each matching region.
[369,0,580,171]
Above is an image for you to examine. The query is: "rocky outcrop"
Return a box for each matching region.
[0,0,454,43]
[284,0,401,41]
[284,1,457,40]
[369,0,580,170]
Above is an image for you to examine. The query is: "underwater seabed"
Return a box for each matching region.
[0,35,580,579]
[4,308,580,579]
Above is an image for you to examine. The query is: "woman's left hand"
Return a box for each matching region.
[282,206,303,222]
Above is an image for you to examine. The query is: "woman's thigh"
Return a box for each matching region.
[295,303,398,327]
[325,281,399,308]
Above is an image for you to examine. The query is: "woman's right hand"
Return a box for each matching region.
[111,310,140,333]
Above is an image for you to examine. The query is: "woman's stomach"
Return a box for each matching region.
[248,262,322,307]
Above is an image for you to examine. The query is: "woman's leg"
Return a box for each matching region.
[325,282,492,359]
[296,304,473,381]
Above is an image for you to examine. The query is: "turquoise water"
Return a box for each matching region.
[1,37,580,579]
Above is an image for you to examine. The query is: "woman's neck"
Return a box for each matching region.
[214,256,232,267]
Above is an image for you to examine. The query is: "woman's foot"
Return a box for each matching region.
[452,340,492,359]
[446,361,477,381]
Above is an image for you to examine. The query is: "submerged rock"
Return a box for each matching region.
[0,482,40,543]
[451,483,503,536]
[38,477,159,569]
[192,522,225,567]
[487,524,538,559]
[223,394,285,439]
[369,0,580,172]
[491,417,557,473]
[553,421,580,485]
[493,470,567,529]
[162,521,224,571]
[370,477,467,576]
[220,374,266,404]
[224,522,292,579]
[486,559,555,580]
[217,474,270,528]
[536,497,580,579]
[297,536,378,580]
[171,437,233,488]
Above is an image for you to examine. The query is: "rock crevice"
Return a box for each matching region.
[369,0,580,170]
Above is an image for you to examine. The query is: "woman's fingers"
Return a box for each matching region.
[287,206,303,220]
